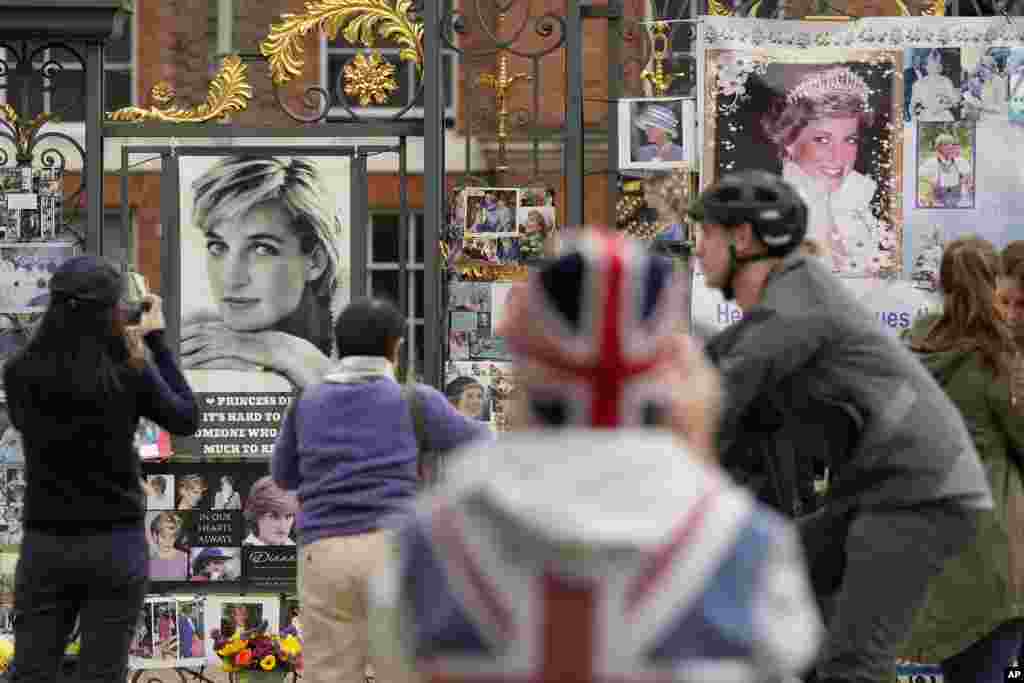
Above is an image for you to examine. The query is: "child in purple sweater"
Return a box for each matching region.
[272,297,490,683]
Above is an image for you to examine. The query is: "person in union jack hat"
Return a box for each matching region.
[368,228,823,683]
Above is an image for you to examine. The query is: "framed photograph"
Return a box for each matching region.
[904,48,962,123]
[462,188,519,237]
[145,474,175,510]
[203,594,280,657]
[916,122,976,209]
[618,97,694,170]
[444,361,521,433]
[128,602,158,666]
[189,546,241,583]
[704,48,903,278]
[176,597,207,665]
[146,510,191,581]
[962,47,1011,119]
[0,552,16,635]
[0,242,77,313]
[171,149,351,461]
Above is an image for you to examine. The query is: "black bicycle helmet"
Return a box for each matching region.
[687,170,808,257]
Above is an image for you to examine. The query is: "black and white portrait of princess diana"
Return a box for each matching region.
[178,154,350,393]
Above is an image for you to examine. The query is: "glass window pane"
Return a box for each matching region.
[370,270,400,307]
[370,214,400,263]
[49,70,86,120]
[106,71,132,111]
[413,214,425,263]
[106,23,133,63]
[414,270,424,319]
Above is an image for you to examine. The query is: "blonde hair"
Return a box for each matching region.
[150,511,183,536]
[192,156,341,302]
[177,474,207,497]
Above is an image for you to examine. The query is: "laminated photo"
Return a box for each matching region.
[176,153,350,460]
[618,98,694,170]
[705,49,902,278]
[462,188,519,237]
[444,361,522,433]
[0,243,77,313]
[916,123,975,209]
[203,594,280,661]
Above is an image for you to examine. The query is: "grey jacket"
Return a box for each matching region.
[706,253,992,511]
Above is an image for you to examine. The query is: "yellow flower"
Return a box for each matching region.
[260,655,277,671]
[279,635,302,657]
[217,639,247,657]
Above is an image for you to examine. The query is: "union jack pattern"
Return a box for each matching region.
[382,442,823,683]
[504,230,685,428]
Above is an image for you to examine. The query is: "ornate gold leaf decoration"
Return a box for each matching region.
[455,263,531,282]
[261,0,424,87]
[106,55,253,123]
[0,106,59,163]
[343,51,399,105]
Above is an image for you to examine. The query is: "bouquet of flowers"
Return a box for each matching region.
[211,620,302,678]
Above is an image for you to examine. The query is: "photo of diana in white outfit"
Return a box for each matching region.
[761,66,889,275]
[910,50,959,122]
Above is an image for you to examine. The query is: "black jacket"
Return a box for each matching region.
[704,253,991,514]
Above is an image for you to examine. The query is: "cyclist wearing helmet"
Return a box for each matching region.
[691,170,992,683]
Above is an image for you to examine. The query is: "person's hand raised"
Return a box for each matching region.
[137,294,166,335]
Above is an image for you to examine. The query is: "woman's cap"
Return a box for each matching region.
[49,255,122,306]
[634,104,679,137]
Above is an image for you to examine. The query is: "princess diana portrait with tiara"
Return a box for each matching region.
[709,56,900,278]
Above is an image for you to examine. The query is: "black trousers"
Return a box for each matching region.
[800,502,978,683]
[11,524,148,683]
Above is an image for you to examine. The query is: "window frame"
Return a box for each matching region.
[0,13,136,126]
[366,210,426,380]
[319,1,458,121]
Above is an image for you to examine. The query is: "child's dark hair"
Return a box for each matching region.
[333,297,405,358]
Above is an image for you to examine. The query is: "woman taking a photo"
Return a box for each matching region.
[903,236,1024,682]
[3,255,198,682]
[182,156,342,390]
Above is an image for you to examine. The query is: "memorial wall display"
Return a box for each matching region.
[688,16,1024,336]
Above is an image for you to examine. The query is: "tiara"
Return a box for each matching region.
[786,67,870,106]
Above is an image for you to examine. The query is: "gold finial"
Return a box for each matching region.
[641,22,682,96]
[0,107,59,164]
[106,55,252,123]
[476,14,532,172]
[261,0,423,87]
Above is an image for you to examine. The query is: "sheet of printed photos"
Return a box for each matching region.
[0,242,78,314]
[695,18,1024,340]
[0,168,63,243]
[447,282,519,364]
[143,466,297,586]
[128,595,209,669]
[443,361,521,433]
[454,187,556,268]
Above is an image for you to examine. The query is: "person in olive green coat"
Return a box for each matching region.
[901,236,1024,683]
